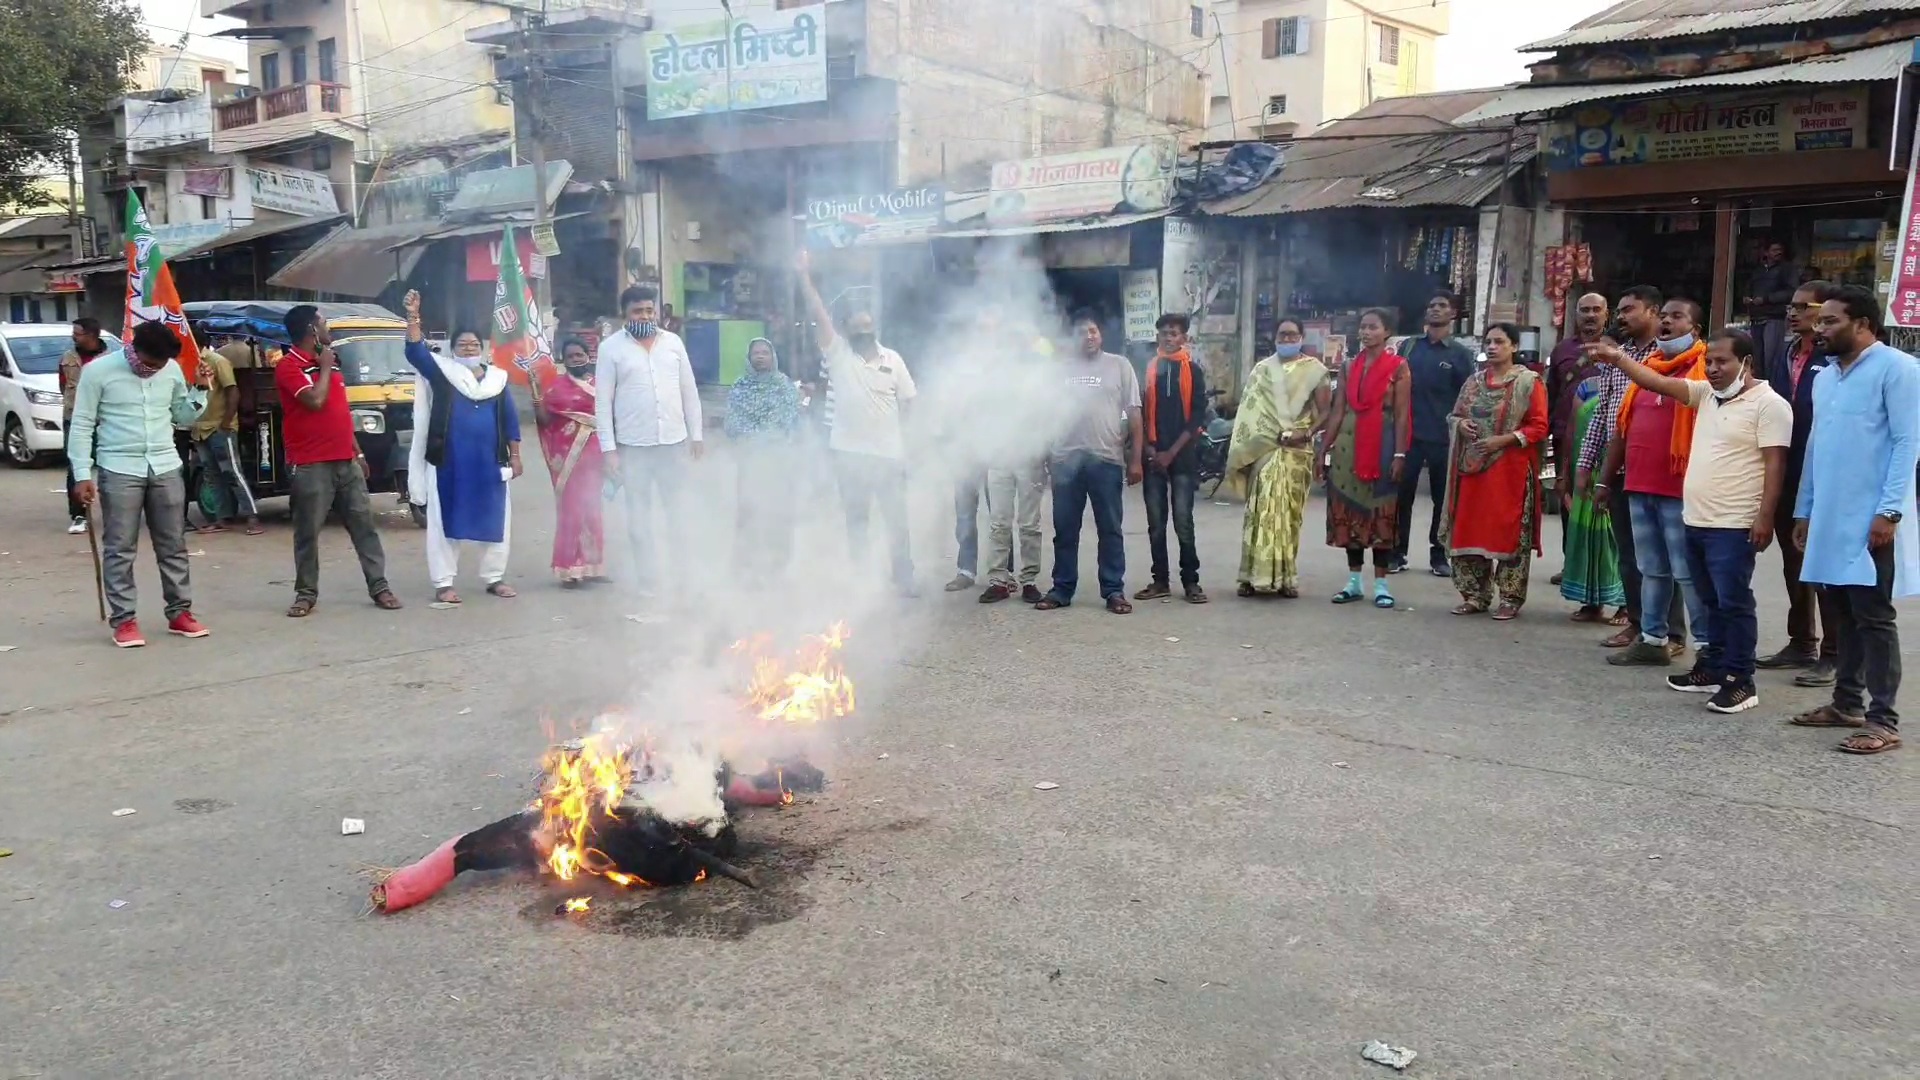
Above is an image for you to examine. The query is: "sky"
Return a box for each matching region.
[1436,0,1620,91]
[139,0,245,68]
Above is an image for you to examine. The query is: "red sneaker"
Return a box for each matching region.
[112,621,146,648]
[167,612,210,639]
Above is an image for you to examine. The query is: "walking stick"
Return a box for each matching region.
[83,506,107,622]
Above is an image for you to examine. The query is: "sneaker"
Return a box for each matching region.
[943,573,976,593]
[1386,559,1409,575]
[167,612,210,638]
[1430,561,1452,578]
[1666,666,1719,693]
[978,583,1013,603]
[1021,584,1045,604]
[112,621,146,648]
[67,516,87,535]
[1707,678,1760,714]
[1607,640,1673,667]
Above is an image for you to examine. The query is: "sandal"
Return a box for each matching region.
[435,587,462,605]
[486,582,518,598]
[1372,592,1396,609]
[1491,604,1521,621]
[1790,705,1867,728]
[374,590,404,610]
[1607,609,1631,627]
[1569,606,1603,623]
[1133,582,1171,601]
[1331,589,1365,604]
[1278,586,1299,599]
[1105,595,1133,615]
[1034,596,1067,611]
[1451,603,1488,616]
[1236,582,1255,598]
[1184,584,1209,604]
[285,597,316,618]
[244,522,265,536]
[1837,725,1902,754]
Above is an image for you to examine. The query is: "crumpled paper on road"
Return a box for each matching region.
[1361,1040,1416,1070]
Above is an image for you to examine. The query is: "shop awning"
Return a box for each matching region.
[1206,129,1535,217]
[266,222,428,297]
[1458,38,1919,123]
[923,208,1172,241]
[169,213,349,262]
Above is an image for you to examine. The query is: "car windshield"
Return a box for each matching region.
[330,333,413,386]
[8,333,121,375]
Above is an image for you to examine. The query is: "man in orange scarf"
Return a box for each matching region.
[1136,312,1210,604]
[1599,298,1712,667]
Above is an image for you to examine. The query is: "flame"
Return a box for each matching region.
[563,896,591,913]
[777,766,795,806]
[534,731,634,883]
[740,622,856,728]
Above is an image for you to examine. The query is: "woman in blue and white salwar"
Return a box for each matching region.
[403,290,523,603]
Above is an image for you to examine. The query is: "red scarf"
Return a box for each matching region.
[1143,348,1194,444]
[1344,347,1402,482]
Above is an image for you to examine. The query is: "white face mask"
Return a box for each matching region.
[1711,371,1749,401]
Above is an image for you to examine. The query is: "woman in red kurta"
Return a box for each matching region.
[1441,323,1548,620]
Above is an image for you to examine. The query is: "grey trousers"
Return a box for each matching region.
[98,467,192,628]
[984,463,1045,587]
[618,442,690,591]
[291,459,390,601]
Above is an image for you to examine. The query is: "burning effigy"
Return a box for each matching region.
[370,624,852,913]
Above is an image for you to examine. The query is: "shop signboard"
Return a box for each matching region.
[643,3,827,120]
[1122,269,1160,343]
[804,186,942,249]
[465,232,547,282]
[987,141,1175,226]
[1887,130,1920,327]
[245,163,339,217]
[1546,87,1869,170]
[150,220,232,256]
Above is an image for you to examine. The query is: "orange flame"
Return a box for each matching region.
[740,622,855,728]
[563,896,591,913]
[534,731,634,883]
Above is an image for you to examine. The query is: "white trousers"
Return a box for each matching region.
[425,484,511,589]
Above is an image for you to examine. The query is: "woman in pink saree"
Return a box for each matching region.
[534,339,607,587]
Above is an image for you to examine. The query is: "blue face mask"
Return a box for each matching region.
[1274,342,1304,359]
[627,320,657,340]
[1657,333,1697,357]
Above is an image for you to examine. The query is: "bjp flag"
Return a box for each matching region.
[123,189,203,386]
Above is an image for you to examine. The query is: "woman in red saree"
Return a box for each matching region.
[1440,323,1548,620]
[1320,308,1412,608]
[534,339,607,587]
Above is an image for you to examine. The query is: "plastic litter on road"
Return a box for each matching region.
[1361,1040,1416,1071]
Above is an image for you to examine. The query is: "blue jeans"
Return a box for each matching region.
[953,470,983,577]
[1683,526,1759,680]
[1628,493,1701,645]
[1048,452,1126,602]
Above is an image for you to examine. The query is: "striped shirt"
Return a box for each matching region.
[1577,336,1660,475]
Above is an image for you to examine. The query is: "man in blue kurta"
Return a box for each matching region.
[403,291,523,603]
[1790,285,1920,754]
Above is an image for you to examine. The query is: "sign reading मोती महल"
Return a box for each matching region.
[244,163,339,217]
[987,141,1176,226]
[1548,87,1868,170]
[645,3,826,120]
[804,187,942,249]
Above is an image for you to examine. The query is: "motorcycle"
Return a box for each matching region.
[1195,387,1234,497]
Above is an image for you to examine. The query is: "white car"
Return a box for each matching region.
[0,324,122,467]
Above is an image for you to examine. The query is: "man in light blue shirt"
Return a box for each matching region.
[1789,285,1919,754]
[69,321,211,648]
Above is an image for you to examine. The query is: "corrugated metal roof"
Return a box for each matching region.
[1205,90,1537,217]
[0,250,52,294]
[169,213,348,262]
[265,222,428,297]
[1525,0,1920,49]
[1458,37,1915,123]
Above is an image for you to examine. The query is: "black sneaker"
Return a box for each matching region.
[1707,678,1760,714]
[1666,666,1719,693]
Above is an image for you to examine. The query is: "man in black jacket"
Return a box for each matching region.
[1744,239,1800,378]
[1135,312,1209,604]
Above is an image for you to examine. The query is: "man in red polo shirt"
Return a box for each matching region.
[275,304,401,617]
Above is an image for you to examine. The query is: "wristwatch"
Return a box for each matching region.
[1882,511,1903,524]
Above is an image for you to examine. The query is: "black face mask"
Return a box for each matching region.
[565,362,595,377]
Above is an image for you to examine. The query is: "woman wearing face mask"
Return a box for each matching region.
[403,291,523,603]
[535,338,608,588]
[1439,323,1548,619]
[1228,318,1331,598]
[724,337,802,578]
[1319,308,1412,608]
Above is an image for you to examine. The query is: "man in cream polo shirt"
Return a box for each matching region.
[796,251,918,596]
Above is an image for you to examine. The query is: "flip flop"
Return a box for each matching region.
[1373,593,1396,609]
[1331,589,1365,604]
[486,582,518,598]
[1450,603,1488,616]
[1105,595,1132,615]
[1837,725,1901,754]
[1034,596,1067,611]
[1491,605,1521,621]
[285,597,315,618]
[1790,705,1866,728]
[435,587,462,605]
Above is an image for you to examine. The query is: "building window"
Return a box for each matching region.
[259,52,280,90]
[1265,95,1288,117]
[312,143,332,170]
[317,38,336,83]
[8,297,23,323]
[1377,23,1400,65]
[1263,16,1309,58]
[1190,5,1205,37]
[290,45,308,85]
[200,195,218,220]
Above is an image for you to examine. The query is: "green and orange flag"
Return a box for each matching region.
[490,224,554,387]
[123,189,202,385]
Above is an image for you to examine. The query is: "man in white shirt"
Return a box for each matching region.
[595,284,704,594]
[796,251,918,596]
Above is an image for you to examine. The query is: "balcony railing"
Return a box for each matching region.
[215,82,350,132]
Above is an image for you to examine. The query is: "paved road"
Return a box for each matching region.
[0,456,1913,1079]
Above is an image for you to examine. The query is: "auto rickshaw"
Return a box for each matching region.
[181,301,424,524]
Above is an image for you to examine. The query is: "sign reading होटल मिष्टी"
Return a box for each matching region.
[804,187,943,249]
[644,3,826,120]
[987,142,1176,226]
[1548,87,1867,170]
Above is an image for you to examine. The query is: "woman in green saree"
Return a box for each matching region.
[1558,374,1626,616]
[1228,318,1331,598]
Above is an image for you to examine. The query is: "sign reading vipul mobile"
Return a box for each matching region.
[644,3,827,120]
[805,187,943,249]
